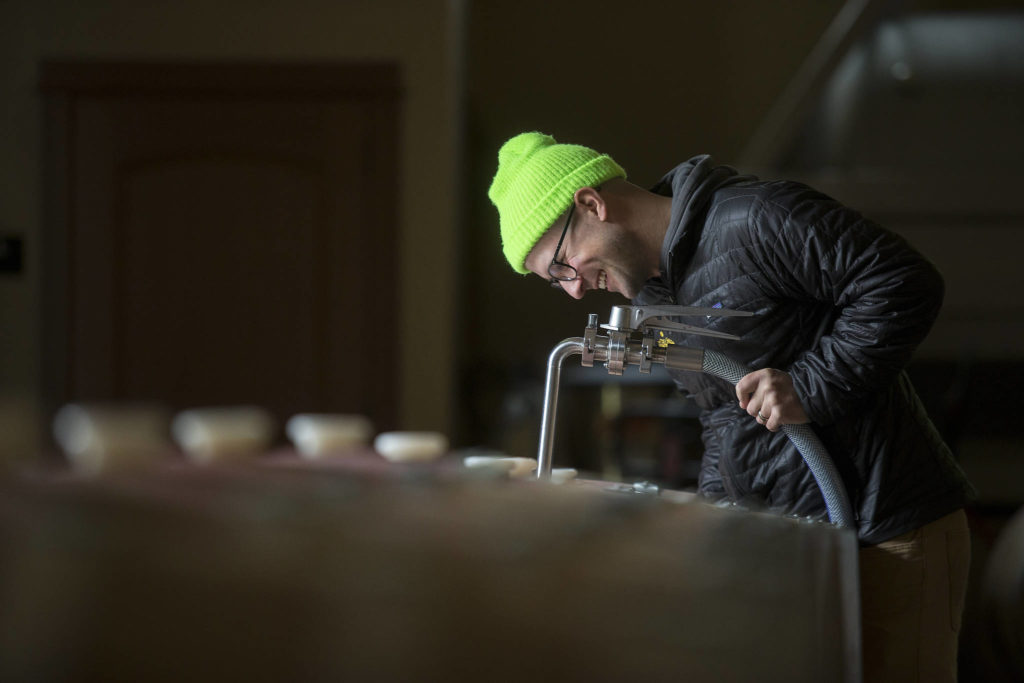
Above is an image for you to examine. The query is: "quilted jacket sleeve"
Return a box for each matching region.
[746,184,945,426]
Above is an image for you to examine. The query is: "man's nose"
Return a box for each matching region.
[561,278,585,300]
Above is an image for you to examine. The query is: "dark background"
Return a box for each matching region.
[1,1,1022,679]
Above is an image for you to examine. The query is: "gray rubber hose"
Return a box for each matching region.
[700,350,856,529]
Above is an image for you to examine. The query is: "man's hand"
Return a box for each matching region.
[735,368,810,432]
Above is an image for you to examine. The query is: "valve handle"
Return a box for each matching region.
[643,320,744,341]
[606,304,754,339]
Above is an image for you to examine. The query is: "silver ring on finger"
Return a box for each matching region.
[757,411,767,422]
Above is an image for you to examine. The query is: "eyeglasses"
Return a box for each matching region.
[547,203,577,287]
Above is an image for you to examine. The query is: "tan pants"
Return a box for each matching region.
[859,509,971,682]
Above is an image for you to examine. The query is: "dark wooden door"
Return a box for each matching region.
[41,62,400,428]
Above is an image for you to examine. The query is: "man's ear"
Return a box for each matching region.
[573,186,607,222]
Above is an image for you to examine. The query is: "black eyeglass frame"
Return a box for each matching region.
[547,202,577,287]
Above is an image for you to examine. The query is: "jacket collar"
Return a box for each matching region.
[648,155,747,295]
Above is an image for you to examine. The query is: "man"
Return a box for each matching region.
[488,131,975,681]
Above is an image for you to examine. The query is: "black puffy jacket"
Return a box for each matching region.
[635,156,974,544]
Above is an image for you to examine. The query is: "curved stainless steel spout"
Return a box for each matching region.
[536,337,584,478]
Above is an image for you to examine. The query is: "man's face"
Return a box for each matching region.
[523,210,650,300]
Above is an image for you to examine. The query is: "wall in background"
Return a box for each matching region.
[3,0,1022,453]
[0,0,461,433]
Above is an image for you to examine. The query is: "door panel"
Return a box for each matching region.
[42,62,400,428]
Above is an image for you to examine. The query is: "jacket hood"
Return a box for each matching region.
[651,155,750,294]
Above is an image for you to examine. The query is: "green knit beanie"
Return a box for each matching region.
[488,132,626,274]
